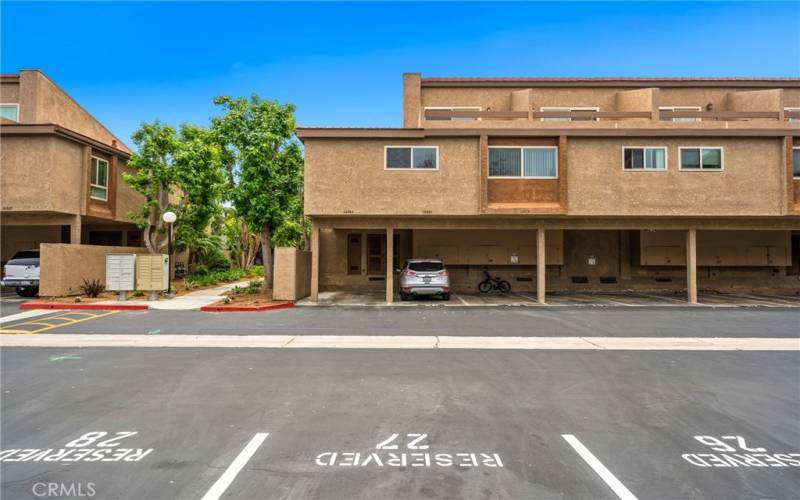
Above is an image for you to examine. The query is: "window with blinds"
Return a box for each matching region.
[488,147,557,178]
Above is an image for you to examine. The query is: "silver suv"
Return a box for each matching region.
[398,259,450,301]
[1,249,40,297]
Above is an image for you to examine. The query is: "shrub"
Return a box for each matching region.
[133,290,145,297]
[246,280,263,294]
[201,250,231,272]
[185,268,247,288]
[80,279,104,298]
[247,265,264,278]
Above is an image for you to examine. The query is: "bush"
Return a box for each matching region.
[246,280,263,294]
[246,265,264,278]
[80,279,104,298]
[185,268,246,287]
[201,250,231,272]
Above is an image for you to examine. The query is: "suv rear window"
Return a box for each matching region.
[408,261,444,272]
[7,251,40,266]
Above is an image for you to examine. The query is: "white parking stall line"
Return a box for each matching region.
[562,434,637,500]
[0,309,56,325]
[201,432,269,500]
[452,294,470,306]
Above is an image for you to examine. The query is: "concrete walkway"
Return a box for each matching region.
[97,280,250,310]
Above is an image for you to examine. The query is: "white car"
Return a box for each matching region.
[1,249,40,297]
[398,259,450,301]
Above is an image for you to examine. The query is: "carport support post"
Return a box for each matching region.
[70,215,81,244]
[537,227,546,304]
[686,228,698,304]
[386,227,394,304]
[310,221,320,303]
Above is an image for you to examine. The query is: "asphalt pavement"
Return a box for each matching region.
[1,347,798,499]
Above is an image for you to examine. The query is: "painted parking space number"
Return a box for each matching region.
[0,431,153,463]
[683,435,800,468]
[316,432,503,468]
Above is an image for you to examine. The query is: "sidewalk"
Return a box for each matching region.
[96,280,250,311]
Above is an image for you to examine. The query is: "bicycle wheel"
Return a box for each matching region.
[478,280,492,293]
[498,280,512,293]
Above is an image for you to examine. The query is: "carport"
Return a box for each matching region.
[307,218,799,306]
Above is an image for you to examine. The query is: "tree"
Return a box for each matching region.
[126,121,226,262]
[172,125,226,268]
[125,121,178,254]
[211,94,304,288]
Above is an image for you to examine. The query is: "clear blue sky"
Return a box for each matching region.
[2,1,799,147]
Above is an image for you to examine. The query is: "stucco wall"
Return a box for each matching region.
[305,138,480,216]
[21,71,129,151]
[567,137,786,216]
[1,136,83,213]
[39,243,150,296]
[1,82,20,105]
[273,247,311,301]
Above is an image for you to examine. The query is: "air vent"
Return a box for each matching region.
[655,277,672,283]
[570,276,589,284]
[422,209,433,214]
[599,276,617,284]
[342,209,354,214]
[516,277,533,282]
[368,277,385,281]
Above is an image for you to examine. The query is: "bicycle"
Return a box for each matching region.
[478,270,511,293]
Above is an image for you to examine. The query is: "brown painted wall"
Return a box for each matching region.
[304,138,480,216]
[1,225,63,262]
[39,243,150,296]
[19,71,129,151]
[273,247,312,300]
[413,229,563,265]
[640,230,791,266]
[568,138,786,216]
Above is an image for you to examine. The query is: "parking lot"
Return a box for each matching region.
[1,347,799,499]
[2,299,798,499]
[303,290,800,307]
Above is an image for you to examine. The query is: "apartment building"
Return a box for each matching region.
[297,73,800,303]
[0,70,143,263]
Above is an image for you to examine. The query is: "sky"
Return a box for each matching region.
[2,1,799,147]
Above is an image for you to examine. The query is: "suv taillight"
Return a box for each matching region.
[438,270,449,277]
[404,270,416,276]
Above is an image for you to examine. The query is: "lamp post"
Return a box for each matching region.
[162,211,177,293]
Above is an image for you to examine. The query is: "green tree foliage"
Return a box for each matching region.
[125,121,225,265]
[211,94,304,288]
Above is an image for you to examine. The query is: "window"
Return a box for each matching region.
[488,147,557,178]
[385,146,438,170]
[425,107,481,121]
[786,107,800,123]
[90,156,109,200]
[679,147,723,171]
[660,106,702,122]
[540,106,599,122]
[0,104,19,122]
[623,147,667,170]
[793,148,800,178]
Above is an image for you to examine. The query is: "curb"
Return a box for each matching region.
[200,302,295,313]
[19,302,150,311]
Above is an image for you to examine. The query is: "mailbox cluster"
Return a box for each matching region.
[106,254,170,300]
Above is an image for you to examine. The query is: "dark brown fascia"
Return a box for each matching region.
[296,127,800,140]
[0,123,131,158]
[421,77,800,88]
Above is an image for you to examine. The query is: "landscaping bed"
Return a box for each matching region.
[201,281,293,312]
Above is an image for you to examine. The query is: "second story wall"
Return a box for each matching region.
[304,138,480,216]
[568,137,786,216]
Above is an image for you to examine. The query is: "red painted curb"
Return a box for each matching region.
[200,301,295,313]
[19,302,149,311]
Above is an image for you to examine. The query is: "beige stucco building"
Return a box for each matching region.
[299,74,800,304]
[1,70,144,263]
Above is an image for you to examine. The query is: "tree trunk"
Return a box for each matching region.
[261,227,273,289]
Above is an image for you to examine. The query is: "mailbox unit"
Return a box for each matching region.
[135,254,169,292]
[106,254,136,300]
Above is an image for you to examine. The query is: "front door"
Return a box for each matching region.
[366,234,386,275]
